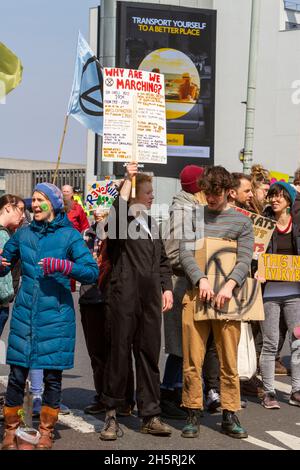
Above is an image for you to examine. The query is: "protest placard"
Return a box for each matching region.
[258,253,300,281]
[102,67,167,164]
[234,207,276,258]
[85,179,119,211]
[189,237,264,321]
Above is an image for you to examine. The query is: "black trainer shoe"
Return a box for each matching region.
[181,409,200,438]
[221,410,248,439]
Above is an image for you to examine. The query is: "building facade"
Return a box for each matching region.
[86,0,300,214]
[0,158,85,198]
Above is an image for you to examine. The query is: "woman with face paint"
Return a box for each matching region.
[0,183,98,450]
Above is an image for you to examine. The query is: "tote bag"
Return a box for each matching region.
[238,322,257,381]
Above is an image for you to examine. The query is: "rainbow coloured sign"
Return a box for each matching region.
[85,180,119,211]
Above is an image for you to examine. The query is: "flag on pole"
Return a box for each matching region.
[67,32,103,135]
[0,42,23,100]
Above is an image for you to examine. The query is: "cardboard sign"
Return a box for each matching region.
[258,253,300,281]
[85,180,119,211]
[189,237,264,321]
[234,207,276,258]
[102,67,167,164]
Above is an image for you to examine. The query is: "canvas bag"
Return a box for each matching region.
[238,322,257,381]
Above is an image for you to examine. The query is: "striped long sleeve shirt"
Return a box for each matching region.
[179,206,254,287]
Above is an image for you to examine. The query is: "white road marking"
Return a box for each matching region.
[58,410,104,434]
[267,431,300,450]
[245,436,286,450]
[274,380,290,394]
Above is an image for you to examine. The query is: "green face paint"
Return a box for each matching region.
[40,202,49,212]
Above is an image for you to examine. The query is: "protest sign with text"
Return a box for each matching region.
[85,180,119,211]
[258,253,300,281]
[102,67,167,164]
[234,207,276,258]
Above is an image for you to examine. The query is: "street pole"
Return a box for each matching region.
[243,0,261,175]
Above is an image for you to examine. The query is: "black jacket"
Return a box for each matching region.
[107,197,173,292]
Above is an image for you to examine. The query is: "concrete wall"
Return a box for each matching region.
[0,158,85,170]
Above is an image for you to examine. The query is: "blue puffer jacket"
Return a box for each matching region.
[0,213,98,369]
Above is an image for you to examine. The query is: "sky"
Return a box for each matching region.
[1,0,98,165]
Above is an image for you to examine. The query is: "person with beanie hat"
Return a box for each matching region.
[259,181,300,410]
[0,182,98,450]
[180,165,205,195]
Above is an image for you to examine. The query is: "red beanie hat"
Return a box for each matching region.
[180,165,205,194]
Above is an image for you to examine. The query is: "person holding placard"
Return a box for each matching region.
[100,162,173,441]
[258,182,300,409]
[179,166,254,440]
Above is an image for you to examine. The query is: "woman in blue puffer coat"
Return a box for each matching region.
[0,183,98,450]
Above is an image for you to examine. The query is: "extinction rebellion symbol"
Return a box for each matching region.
[79,56,103,117]
[105,78,114,87]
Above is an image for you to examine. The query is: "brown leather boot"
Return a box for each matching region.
[1,405,22,450]
[36,406,59,450]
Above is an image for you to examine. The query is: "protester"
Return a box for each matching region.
[80,206,135,417]
[0,195,25,337]
[0,182,98,450]
[100,162,173,441]
[228,173,253,209]
[161,165,221,418]
[179,166,254,439]
[258,182,300,409]
[228,172,265,398]
[62,184,89,232]
[249,164,270,214]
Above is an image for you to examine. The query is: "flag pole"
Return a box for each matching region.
[53,114,69,185]
[131,95,137,198]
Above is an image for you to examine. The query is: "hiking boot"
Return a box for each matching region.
[275,359,289,376]
[181,409,200,438]
[116,403,132,417]
[161,399,187,420]
[221,410,248,439]
[206,389,221,412]
[99,415,123,441]
[240,376,264,398]
[84,401,106,415]
[261,392,280,409]
[289,390,300,407]
[140,416,172,436]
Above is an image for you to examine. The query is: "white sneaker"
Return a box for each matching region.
[206,389,221,412]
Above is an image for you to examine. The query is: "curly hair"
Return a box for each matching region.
[250,164,270,185]
[198,166,232,195]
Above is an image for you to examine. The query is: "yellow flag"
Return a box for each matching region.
[0,42,23,99]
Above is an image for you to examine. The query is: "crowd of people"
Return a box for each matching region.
[0,161,299,449]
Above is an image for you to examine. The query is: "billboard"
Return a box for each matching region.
[115,1,216,178]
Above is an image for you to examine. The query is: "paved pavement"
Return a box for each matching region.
[0,293,300,453]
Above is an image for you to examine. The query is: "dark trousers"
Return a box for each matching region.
[102,272,162,417]
[203,331,220,393]
[6,365,62,408]
[80,303,135,406]
[0,306,9,337]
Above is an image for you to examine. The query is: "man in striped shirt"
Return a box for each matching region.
[179,166,254,440]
